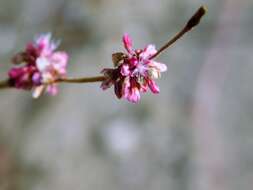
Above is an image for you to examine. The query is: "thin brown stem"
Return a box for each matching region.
[149,26,189,60]
[55,76,106,84]
[150,6,207,60]
[0,76,106,90]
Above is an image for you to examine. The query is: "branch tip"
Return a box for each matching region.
[186,6,207,30]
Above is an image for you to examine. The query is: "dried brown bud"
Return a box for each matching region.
[11,52,27,65]
[186,6,207,30]
[112,52,126,67]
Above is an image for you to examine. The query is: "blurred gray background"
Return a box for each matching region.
[0,0,253,189]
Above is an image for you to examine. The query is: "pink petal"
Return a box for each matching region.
[122,77,131,98]
[122,34,134,54]
[129,57,138,67]
[35,33,59,56]
[36,33,51,46]
[8,68,22,78]
[51,52,68,75]
[127,88,141,103]
[133,63,148,76]
[148,79,160,94]
[120,64,130,76]
[46,84,58,96]
[140,81,148,93]
[32,72,42,85]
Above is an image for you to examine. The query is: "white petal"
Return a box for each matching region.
[32,85,46,98]
[140,45,157,59]
[36,57,51,72]
[152,61,167,72]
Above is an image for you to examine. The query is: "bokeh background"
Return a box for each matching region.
[0,0,252,189]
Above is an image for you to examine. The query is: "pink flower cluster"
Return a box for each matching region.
[101,34,167,103]
[7,33,167,103]
[8,33,68,98]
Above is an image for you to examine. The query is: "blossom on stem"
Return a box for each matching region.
[8,33,68,98]
[101,34,167,103]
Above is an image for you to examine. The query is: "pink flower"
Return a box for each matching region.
[101,34,167,103]
[9,33,68,98]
